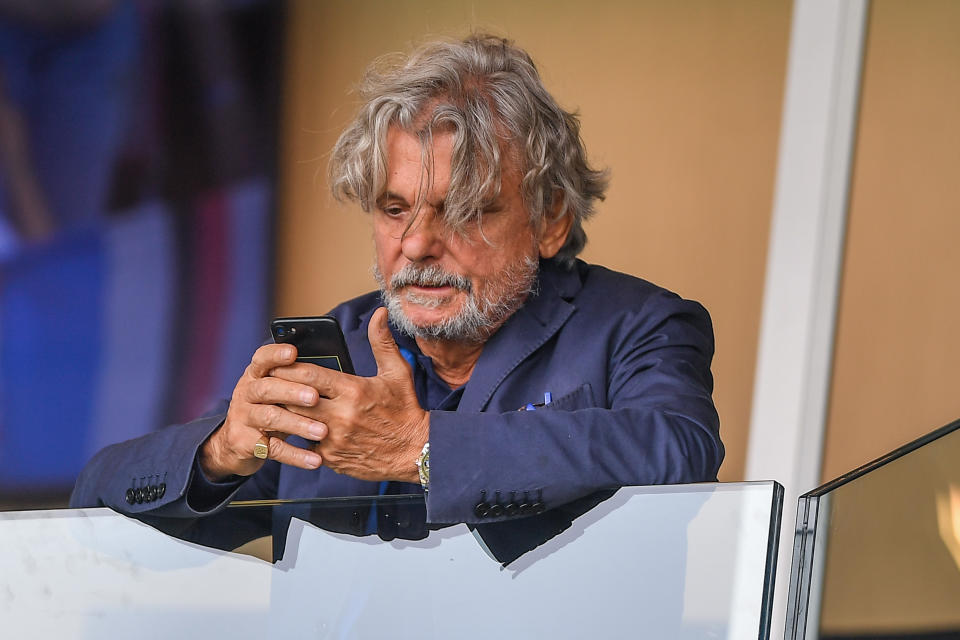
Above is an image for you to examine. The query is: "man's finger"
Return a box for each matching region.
[367,306,409,378]
[245,376,318,407]
[260,435,322,470]
[269,362,341,398]
[248,343,298,378]
[249,404,328,441]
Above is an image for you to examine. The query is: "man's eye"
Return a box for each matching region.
[382,206,405,217]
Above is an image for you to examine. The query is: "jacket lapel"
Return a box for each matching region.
[457,260,581,412]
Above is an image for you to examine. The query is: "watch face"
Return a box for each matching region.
[417,444,430,488]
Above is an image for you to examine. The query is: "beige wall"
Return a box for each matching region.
[276,0,792,480]
[822,0,960,482]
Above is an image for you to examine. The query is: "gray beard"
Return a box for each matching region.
[374,257,539,343]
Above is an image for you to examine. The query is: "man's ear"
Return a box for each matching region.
[536,195,573,259]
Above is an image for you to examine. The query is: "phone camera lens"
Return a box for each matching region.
[276,327,286,336]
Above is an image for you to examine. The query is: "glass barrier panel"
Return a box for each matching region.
[785,418,960,639]
[1,481,782,639]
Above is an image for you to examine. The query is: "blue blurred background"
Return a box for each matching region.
[0,0,282,506]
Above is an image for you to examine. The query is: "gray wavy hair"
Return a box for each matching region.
[328,33,608,266]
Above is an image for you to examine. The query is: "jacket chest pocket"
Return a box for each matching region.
[540,383,597,411]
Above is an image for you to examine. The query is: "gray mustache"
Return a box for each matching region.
[390,264,472,292]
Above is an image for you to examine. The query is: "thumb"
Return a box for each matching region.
[368,307,408,378]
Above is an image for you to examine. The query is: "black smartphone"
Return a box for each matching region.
[270,316,355,375]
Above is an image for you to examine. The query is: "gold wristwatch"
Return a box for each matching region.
[415,442,430,490]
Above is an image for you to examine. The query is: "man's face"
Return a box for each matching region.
[373,127,541,343]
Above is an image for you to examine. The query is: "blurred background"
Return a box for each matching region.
[0,0,281,505]
[1,0,959,595]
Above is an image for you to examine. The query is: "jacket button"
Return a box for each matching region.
[148,485,159,502]
[532,502,546,515]
[351,512,363,534]
[504,503,518,516]
[488,503,504,518]
[125,489,136,505]
[157,483,166,499]
[135,488,144,504]
[474,502,491,518]
[518,502,532,515]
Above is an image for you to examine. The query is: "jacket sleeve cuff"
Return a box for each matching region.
[185,456,246,513]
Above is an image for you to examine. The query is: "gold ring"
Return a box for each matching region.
[253,435,269,460]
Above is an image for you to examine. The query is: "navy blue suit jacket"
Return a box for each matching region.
[71,259,723,524]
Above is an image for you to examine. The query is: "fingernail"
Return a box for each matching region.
[308,422,326,439]
[300,390,316,405]
[304,452,321,468]
[282,346,294,359]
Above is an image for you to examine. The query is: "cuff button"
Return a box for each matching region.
[125,489,136,505]
[474,502,491,518]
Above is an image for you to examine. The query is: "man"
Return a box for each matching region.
[71,34,723,526]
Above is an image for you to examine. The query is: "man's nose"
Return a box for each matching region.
[400,209,446,262]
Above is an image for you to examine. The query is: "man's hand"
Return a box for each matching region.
[270,307,429,483]
[199,344,328,481]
